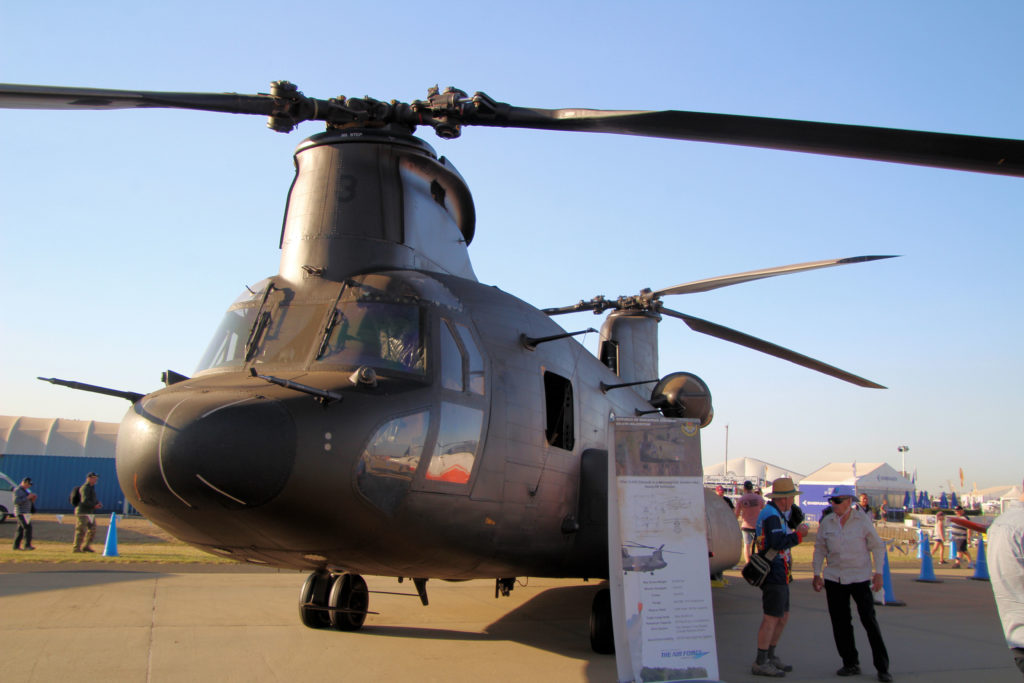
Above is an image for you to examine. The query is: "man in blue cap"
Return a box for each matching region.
[812,486,892,681]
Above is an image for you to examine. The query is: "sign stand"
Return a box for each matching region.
[608,416,720,682]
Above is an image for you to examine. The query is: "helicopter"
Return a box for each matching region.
[621,543,682,574]
[3,81,1022,651]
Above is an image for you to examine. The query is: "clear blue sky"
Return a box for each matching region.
[2,2,1021,497]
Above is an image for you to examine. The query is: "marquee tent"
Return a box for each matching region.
[798,462,914,521]
[703,457,804,489]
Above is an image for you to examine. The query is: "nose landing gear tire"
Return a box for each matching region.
[329,573,369,631]
[590,587,615,654]
[298,570,332,629]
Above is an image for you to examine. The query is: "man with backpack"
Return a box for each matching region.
[751,477,810,677]
[72,472,102,553]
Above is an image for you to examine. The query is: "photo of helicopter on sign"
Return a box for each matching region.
[2,75,1021,658]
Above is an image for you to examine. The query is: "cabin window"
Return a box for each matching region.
[425,403,482,485]
[544,371,575,450]
[356,410,431,515]
[599,339,619,375]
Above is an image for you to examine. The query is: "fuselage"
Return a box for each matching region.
[114,125,740,580]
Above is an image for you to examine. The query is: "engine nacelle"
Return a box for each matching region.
[650,371,713,427]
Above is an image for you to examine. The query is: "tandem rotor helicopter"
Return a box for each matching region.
[4,81,1022,651]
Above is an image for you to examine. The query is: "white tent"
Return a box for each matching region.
[963,484,1019,508]
[703,457,805,488]
[799,462,914,518]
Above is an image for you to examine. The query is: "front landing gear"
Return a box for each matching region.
[299,570,332,629]
[299,571,369,631]
[328,573,369,630]
[590,588,615,654]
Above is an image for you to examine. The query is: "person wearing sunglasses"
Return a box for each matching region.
[812,487,892,682]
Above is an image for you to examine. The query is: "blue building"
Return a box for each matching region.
[0,415,130,514]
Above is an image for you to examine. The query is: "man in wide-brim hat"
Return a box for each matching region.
[750,477,809,677]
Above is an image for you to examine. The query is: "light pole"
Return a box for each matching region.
[897,445,910,479]
[724,424,730,477]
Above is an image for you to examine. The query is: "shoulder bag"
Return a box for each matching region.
[741,548,779,587]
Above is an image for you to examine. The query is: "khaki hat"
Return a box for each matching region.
[766,477,802,499]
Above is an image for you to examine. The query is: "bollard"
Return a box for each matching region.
[970,536,990,581]
[875,550,906,606]
[915,532,942,583]
[102,511,119,557]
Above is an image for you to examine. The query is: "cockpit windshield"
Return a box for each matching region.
[195,277,427,376]
[195,279,272,373]
[315,300,425,374]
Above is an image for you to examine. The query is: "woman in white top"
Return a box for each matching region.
[931,510,947,564]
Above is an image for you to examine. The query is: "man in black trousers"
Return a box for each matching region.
[812,487,892,682]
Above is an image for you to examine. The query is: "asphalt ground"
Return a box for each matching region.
[0,559,1017,682]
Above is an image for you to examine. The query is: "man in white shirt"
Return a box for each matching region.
[988,492,1024,675]
[812,487,892,682]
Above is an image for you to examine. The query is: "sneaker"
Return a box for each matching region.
[877,672,893,682]
[24,546,35,550]
[837,665,862,676]
[12,547,20,551]
[770,656,794,673]
[82,547,95,553]
[73,548,83,553]
[752,661,785,677]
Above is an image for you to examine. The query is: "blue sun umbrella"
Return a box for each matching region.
[902,490,911,509]
[950,491,959,509]
[939,491,948,509]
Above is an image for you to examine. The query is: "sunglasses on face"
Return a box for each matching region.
[829,496,851,504]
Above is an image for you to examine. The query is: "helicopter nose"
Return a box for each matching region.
[118,391,297,511]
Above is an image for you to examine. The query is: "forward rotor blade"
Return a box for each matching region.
[0,83,280,115]
[652,255,897,298]
[488,106,1024,178]
[659,307,885,389]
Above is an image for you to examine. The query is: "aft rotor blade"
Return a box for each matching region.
[0,83,280,115]
[653,255,898,298]
[490,106,1024,178]
[659,308,885,389]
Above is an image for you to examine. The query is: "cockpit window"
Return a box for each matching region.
[424,403,482,485]
[250,303,323,366]
[440,321,463,391]
[316,301,426,375]
[195,279,273,373]
[196,305,260,372]
[456,323,485,395]
[356,410,431,515]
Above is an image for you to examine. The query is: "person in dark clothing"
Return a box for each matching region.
[12,477,37,550]
[751,477,810,677]
[73,472,103,553]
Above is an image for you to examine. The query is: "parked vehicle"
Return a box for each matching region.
[0,470,17,523]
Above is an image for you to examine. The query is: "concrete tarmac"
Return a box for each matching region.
[0,563,1016,682]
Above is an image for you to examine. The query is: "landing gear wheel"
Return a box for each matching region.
[329,573,369,631]
[298,570,332,629]
[590,587,615,654]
